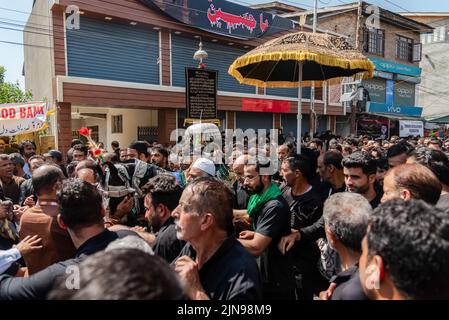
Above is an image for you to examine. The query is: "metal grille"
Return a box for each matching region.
[138,127,158,142]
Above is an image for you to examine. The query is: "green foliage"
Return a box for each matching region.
[0,66,33,104]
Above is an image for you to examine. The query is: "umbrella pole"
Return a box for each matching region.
[297,62,303,154]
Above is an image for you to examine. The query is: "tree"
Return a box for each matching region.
[0,66,32,104]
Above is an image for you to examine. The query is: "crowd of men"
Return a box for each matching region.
[0,132,448,300]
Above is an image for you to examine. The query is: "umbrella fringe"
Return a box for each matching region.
[228,51,374,88]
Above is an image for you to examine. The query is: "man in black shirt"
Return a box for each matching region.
[319,192,371,300]
[291,151,347,246]
[239,162,295,300]
[317,151,346,200]
[173,178,261,300]
[231,155,251,233]
[0,179,137,300]
[342,152,383,209]
[142,174,185,263]
[231,155,250,210]
[359,199,449,299]
[277,155,326,300]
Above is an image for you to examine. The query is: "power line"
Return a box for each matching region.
[0,2,293,51]
[381,0,410,13]
[0,6,49,18]
[73,0,295,40]
[232,0,314,9]
[0,0,439,39]
[0,23,255,58]
[0,39,52,49]
[3,20,447,84]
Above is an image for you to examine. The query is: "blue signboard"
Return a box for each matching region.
[373,70,394,80]
[386,80,394,105]
[367,102,423,117]
[369,57,421,77]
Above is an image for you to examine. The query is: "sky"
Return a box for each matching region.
[1,0,449,89]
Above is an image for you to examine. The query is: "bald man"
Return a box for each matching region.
[232,155,251,232]
[77,168,97,185]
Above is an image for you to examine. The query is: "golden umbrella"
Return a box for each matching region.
[228,31,374,150]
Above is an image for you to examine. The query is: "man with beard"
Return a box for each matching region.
[18,140,36,178]
[238,161,295,299]
[142,174,185,263]
[342,152,383,209]
[317,151,346,200]
[0,155,25,205]
[150,145,171,171]
[359,199,449,300]
[277,155,327,300]
[19,155,46,207]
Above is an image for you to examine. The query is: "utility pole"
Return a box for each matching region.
[355,0,363,50]
[313,0,318,33]
[310,0,318,137]
[350,0,364,135]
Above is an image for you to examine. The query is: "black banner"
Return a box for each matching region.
[186,68,218,121]
[139,0,295,40]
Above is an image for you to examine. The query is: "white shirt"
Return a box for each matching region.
[0,248,21,274]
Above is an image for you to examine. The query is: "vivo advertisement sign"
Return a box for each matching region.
[369,57,422,77]
[367,102,423,117]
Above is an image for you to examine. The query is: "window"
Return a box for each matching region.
[420,33,427,45]
[112,115,123,134]
[396,35,413,62]
[439,26,446,41]
[413,43,422,62]
[433,28,440,42]
[364,29,385,56]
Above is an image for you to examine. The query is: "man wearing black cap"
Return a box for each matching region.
[44,150,68,178]
[128,141,150,163]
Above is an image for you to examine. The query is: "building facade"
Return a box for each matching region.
[24,0,351,152]
[401,13,449,121]
[283,2,432,138]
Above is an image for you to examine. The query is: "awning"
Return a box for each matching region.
[359,112,424,121]
[426,115,449,124]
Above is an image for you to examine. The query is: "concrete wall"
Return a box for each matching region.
[23,0,54,102]
[419,29,449,117]
[109,108,158,148]
[72,106,158,149]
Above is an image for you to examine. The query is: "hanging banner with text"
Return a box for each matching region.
[140,0,295,40]
[399,120,424,137]
[0,101,51,136]
[185,68,218,124]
